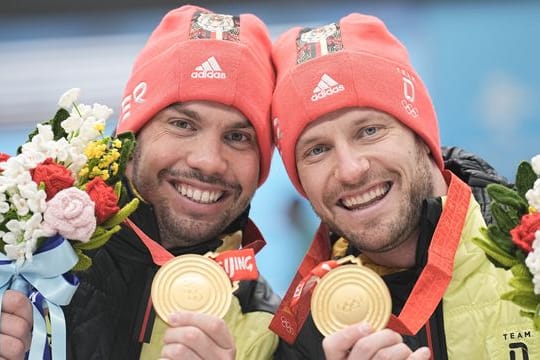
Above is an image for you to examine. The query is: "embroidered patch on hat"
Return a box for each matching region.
[190,11,240,41]
[296,23,343,64]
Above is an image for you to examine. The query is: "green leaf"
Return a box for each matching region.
[114,181,122,198]
[501,289,540,311]
[510,263,534,279]
[486,224,514,253]
[534,304,540,330]
[90,225,107,238]
[472,235,520,268]
[50,108,69,141]
[74,225,121,251]
[509,277,535,292]
[72,249,93,272]
[515,161,537,199]
[102,198,139,228]
[486,183,528,213]
[490,202,521,234]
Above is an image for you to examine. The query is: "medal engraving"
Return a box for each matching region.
[151,253,233,323]
[311,257,391,336]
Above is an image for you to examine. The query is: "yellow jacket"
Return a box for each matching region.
[442,196,538,359]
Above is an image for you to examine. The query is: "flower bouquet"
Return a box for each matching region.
[473,154,540,329]
[0,89,139,359]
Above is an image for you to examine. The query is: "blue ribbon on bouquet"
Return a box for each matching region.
[0,234,79,360]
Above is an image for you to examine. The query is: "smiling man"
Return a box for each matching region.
[269,12,539,360]
[59,5,278,360]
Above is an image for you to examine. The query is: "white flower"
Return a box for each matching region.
[20,185,47,214]
[2,219,24,244]
[0,192,9,214]
[91,103,113,122]
[531,155,540,176]
[79,116,104,141]
[61,115,84,134]
[16,149,47,170]
[10,193,29,216]
[58,88,81,109]
[526,179,540,210]
[525,231,540,295]
[4,243,27,265]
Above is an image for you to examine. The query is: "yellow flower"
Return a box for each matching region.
[94,123,105,134]
[111,163,119,175]
[90,166,103,177]
[78,167,89,178]
[84,142,107,159]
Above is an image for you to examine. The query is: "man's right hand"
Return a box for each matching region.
[322,323,431,360]
[0,290,32,360]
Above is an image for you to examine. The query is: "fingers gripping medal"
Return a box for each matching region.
[151,249,257,323]
[311,256,392,336]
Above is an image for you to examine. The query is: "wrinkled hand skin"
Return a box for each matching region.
[0,290,33,360]
[160,312,236,360]
[323,323,431,360]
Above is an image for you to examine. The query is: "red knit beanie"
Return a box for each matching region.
[272,13,443,195]
[116,5,275,185]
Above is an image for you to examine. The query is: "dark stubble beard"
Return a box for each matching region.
[129,146,249,249]
[323,143,434,253]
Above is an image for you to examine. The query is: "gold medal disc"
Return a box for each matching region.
[151,254,232,324]
[311,263,391,336]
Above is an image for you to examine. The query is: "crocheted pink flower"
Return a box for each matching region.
[43,187,96,242]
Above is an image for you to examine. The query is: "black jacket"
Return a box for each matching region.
[64,181,280,359]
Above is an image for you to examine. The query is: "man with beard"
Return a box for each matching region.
[0,5,280,360]
[268,12,539,360]
[64,5,280,360]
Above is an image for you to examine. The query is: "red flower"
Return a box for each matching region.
[0,152,9,172]
[31,158,75,200]
[85,177,120,224]
[510,212,540,254]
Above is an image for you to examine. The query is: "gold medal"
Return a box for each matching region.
[151,253,234,324]
[311,256,391,336]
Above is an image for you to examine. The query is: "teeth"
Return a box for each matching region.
[176,184,222,204]
[342,183,390,209]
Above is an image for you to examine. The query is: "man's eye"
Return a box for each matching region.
[363,126,378,136]
[227,132,250,142]
[307,145,327,157]
[172,119,193,129]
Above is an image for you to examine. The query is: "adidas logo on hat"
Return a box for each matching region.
[311,73,344,102]
[191,56,227,79]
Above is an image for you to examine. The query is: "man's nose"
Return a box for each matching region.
[185,137,227,175]
[333,144,370,184]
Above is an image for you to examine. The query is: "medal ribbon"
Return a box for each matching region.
[270,171,471,343]
[124,217,262,279]
[289,260,340,308]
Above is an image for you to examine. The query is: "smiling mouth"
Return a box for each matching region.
[340,182,391,210]
[174,183,224,204]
